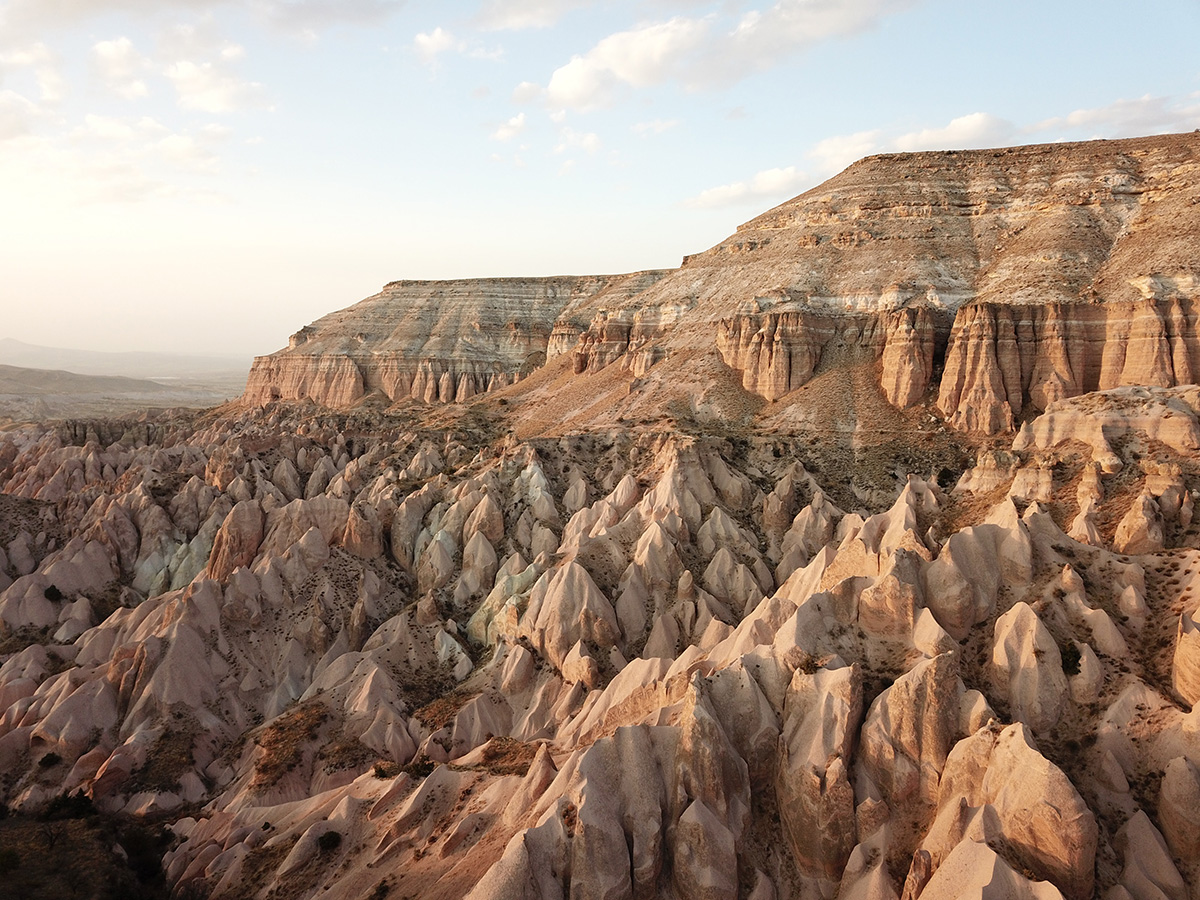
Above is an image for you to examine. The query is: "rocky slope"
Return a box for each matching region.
[1,384,1200,899]
[3,132,1200,900]
[244,133,1200,438]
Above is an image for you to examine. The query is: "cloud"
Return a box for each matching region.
[164,58,264,112]
[686,165,808,208]
[545,16,708,110]
[893,112,1014,152]
[512,81,544,103]
[0,42,53,68]
[413,27,503,66]
[632,117,679,136]
[807,128,880,173]
[710,0,918,84]
[554,125,599,153]
[475,0,590,30]
[491,112,526,141]
[92,37,151,99]
[413,27,457,64]
[0,89,40,140]
[0,42,65,102]
[254,0,404,34]
[540,0,917,110]
[1033,94,1200,138]
[2,0,404,34]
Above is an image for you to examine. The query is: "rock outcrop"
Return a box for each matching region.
[243,133,1200,439]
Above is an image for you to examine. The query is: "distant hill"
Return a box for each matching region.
[0,364,170,396]
[0,361,247,421]
[0,338,250,379]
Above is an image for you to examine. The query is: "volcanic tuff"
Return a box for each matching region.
[3,132,1200,900]
[245,132,1200,437]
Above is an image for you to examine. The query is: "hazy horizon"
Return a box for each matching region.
[2,0,1198,357]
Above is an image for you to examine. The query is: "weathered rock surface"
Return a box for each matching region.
[5,131,1200,900]
[244,133,1200,439]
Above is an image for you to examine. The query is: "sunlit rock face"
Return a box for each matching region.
[245,133,1200,439]
[4,132,1200,900]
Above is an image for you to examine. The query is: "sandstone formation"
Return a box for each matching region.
[244,133,1200,438]
[4,132,1200,899]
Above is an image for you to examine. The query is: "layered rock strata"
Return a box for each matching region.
[244,133,1200,436]
[243,272,671,407]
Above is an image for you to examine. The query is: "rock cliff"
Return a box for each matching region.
[245,132,1200,437]
[242,272,671,407]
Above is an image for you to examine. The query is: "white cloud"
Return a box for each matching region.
[1033,94,1200,138]
[475,0,590,30]
[492,112,526,141]
[710,0,918,84]
[0,42,65,103]
[2,0,403,34]
[540,0,916,110]
[413,27,457,64]
[92,37,151,99]
[554,125,599,153]
[413,27,502,66]
[0,89,40,140]
[0,42,53,68]
[807,129,880,174]
[512,81,543,103]
[545,16,708,110]
[686,165,808,208]
[164,58,264,113]
[893,112,1014,152]
[64,112,225,182]
[632,117,679,135]
[254,0,403,33]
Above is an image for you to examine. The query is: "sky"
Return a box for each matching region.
[1,0,1198,358]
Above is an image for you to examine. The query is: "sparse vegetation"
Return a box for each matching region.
[317,830,342,853]
[37,752,61,769]
[250,701,328,791]
[1060,641,1082,677]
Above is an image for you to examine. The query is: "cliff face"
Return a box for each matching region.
[242,272,672,407]
[938,295,1200,433]
[715,305,948,404]
[244,132,1200,434]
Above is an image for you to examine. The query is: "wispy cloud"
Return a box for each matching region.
[632,117,680,136]
[0,42,65,102]
[164,57,265,112]
[893,112,1014,152]
[92,36,152,99]
[475,0,591,31]
[807,128,880,174]
[0,89,41,141]
[685,165,807,209]
[538,0,918,111]
[554,125,599,153]
[413,26,503,67]
[1033,93,1200,138]
[491,112,526,141]
[413,26,457,65]
[2,0,405,35]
